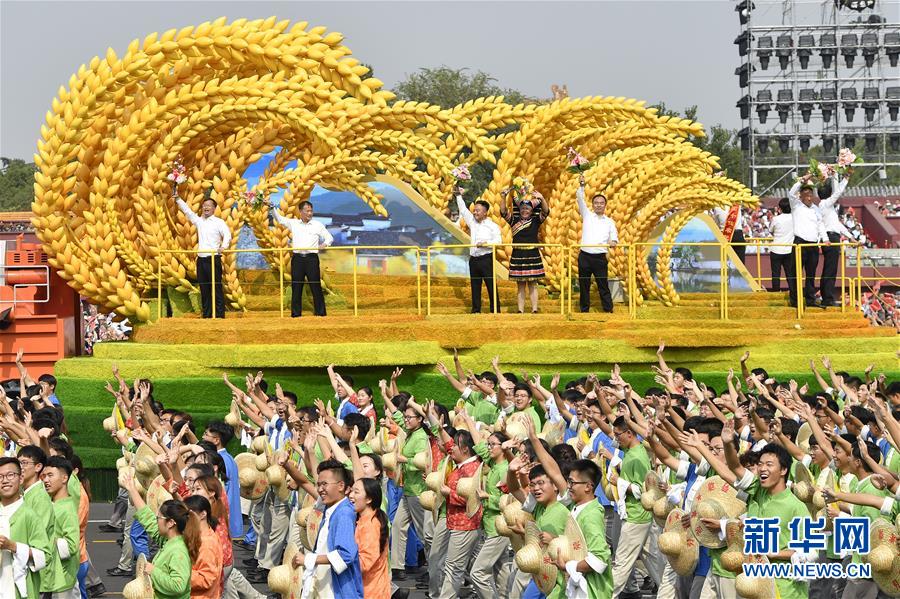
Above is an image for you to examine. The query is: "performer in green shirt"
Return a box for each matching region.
[18,445,61,596]
[556,459,613,599]
[609,416,657,596]
[471,431,511,599]
[0,456,51,599]
[122,472,196,599]
[388,401,432,575]
[43,457,80,599]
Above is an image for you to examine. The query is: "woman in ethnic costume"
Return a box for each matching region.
[500,186,550,313]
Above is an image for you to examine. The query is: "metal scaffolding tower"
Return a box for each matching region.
[734,0,900,195]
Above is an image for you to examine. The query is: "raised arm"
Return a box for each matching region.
[525,417,566,495]
[436,362,466,394]
[456,194,475,228]
[175,196,201,226]
[14,349,36,388]
[576,177,589,220]
[818,175,849,211]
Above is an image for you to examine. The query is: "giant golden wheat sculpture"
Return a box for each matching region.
[31,17,756,321]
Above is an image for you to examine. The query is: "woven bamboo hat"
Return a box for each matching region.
[250,435,269,455]
[735,555,776,599]
[869,519,899,584]
[133,443,159,486]
[265,463,292,501]
[102,406,118,434]
[659,508,700,576]
[236,453,266,500]
[720,520,747,574]
[225,400,242,432]
[456,463,484,518]
[122,554,153,599]
[514,521,543,574]
[689,476,746,548]
[791,462,817,516]
[412,443,432,473]
[295,496,316,551]
[505,418,528,442]
[534,549,560,596]
[426,457,451,522]
[145,475,173,514]
[538,421,565,447]
[267,543,302,599]
[419,490,437,512]
[306,508,324,551]
[641,471,666,512]
[812,468,836,510]
[545,515,589,567]
[495,513,512,537]
[653,495,677,528]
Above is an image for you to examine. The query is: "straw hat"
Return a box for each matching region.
[873,553,900,598]
[122,554,153,599]
[306,508,324,551]
[250,436,269,454]
[412,443,433,473]
[641,471,666,512]
[267,543,302,599]
[795,422,812,452]
[534,549,560,596]
[735,555,776,599]
[295,497,316,551]
[133,443,159,485]
[265,464,292,502]
[236,453,263,500]
[145,475,173,514]
[538,421,565,447]
[116,455,130,471]
[869,519,899,574]
[425,457,451,522]
[720,520,746,574]
[791,462,817,516]
[812,467,837,510]
[102,416,117,434]
[225,400,242,431]
[381,451,398,473]
[456,463,484,518]
[255,452,270,472]
[505,419,527,442]
[117,467,146,497]
[658,508,700,576]
[514,521,543,574]
[495,513,512,537]
[419,490,437,512]
[652,495,677,528]
[689,476,746,548]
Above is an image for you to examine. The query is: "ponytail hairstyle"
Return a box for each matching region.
[184,495,218,530]
[158,500,202,563]
[359,478,388,551]
[192,474,225,523]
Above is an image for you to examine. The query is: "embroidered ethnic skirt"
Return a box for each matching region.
[509,247,545,280]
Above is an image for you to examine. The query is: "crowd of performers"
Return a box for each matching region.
[68,345,900,599]
[3,346,900,599]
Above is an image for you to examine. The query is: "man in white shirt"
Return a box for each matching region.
[272,201,333,317]
[576,175,618,313]
[787,175,828,308]
[175,193,232,318]
[817,176,850,307]
[769,198,795,293]
[455,190,503,313]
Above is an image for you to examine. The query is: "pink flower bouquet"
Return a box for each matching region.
[451,163,471,193]
[167,160,187,185]
[835,147,861,179]
[566,147,593,174]
[243,189,266,210]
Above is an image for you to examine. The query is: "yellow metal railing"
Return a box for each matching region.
[155,245,422,320]
[424,243,567,316]
[153,240,868,321]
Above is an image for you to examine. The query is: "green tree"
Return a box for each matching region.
[0,158,36,211]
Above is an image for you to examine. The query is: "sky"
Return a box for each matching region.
[0,0,750,161]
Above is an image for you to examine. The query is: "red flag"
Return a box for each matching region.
[722,205,741,241]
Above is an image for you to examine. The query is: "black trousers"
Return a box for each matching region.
[196,255,225,318]
[794,236,820,306]
[468,253,499,313]
[769,251,795,292]
[291,253,326,317]
[578,251,613,312]
[731,229,746,264]
[819,231,842,304]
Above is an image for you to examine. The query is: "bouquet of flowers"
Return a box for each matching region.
[566,147,593,174]
[243,189,266,210]
[451,163,471,193]
[167,159,187,192]
[510,176,533,200]
[798,159,834,188]
[835,147,861,180]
